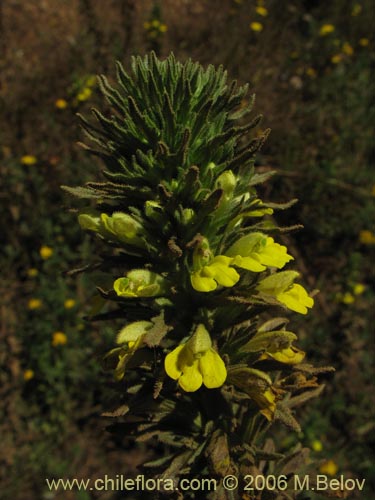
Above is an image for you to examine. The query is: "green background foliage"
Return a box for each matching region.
[1,0,374,498]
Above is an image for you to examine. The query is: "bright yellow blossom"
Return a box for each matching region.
[341,292,355,304]
[64,299,76,309]
[114,269,167,298]
[21,155,37,165]
[23,369,35,381]
[259,345,305,364]
[359,230,375,244]
[191,256,239,292]
[40,245,53,259]
[164,324,227,392]
[256,271,314,314]
[319,459,338,476]
[226,233,294,272]
[52,331,68,346]
[255,6,268,16]
[55,99,68,109]
[359,38,369,47]
[28,298,42,310]
[250,22,263,32]
[319,24,335,36]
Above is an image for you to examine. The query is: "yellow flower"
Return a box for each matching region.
[312,440,323,452]
[64,299,76,309]
[21,155,37,165]
[27,268,38,278]
[353,283,365,295]
[359,230,375,244]
[226,233,294,272]
[319,24,335,36]
[191,255,240,292]
[159,24,168,33]
[319,459,338,476]
[114,269,167,298]
[55,99,68,109]
[351,3,362,16]
[331,54,343,64]
[341,292,355,304]
[342,42,354,55]
[28,298,42,310]
[255,6,268,16]
[250,22,263,32]
[77,87,92,101]
[40,245,53,259]
[306,67,317,78]
[359,38,369,47]
[52,331,68,346]
[164,324,227,392]
[259,345,305,364]
[23,369,35,381]
[256,271,314,314]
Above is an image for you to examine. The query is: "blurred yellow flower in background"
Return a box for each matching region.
[353,283,365,295]
[40,245,53,259]
[64,299,76,309]
[319,24,335,36]
[331,54,343,64]
[28,298,42,310]
[312,439,323,452]
[255,6,268,16]
[21,155,37,165]
[27,268,38,278]
[351,3,362,16]
[23,369,35,381]
[250,22,263,32]
[342,42,354,55]
[359,38,369,47]
[55,99,68,109]
[359,230,375,245]
[52,331,68,346]
[319,459,338,476]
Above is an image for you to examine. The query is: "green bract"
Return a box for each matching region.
[64,52,328,499]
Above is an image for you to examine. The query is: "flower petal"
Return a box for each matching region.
[277,284,314,314]
[178,360,203,392]
[191,272,217,292]
[232,255,265,272]
[164,344,185,380]
[199,349,227,389]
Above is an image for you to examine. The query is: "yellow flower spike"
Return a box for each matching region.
[23,369,35,381]
[164,324,227,392]
[250,22,263,32]
[40,245,53,259]
[226,233,294,272]
[21,155,37,165]
[319,459,338,476]
[52,331,68,346]
[319,24,335,36]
